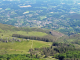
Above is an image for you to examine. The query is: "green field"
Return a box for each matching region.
[0,25,51,55]
[0,23,66,60]
[16,31,48,37]
[0,30,48,39]
[0,40,52,54]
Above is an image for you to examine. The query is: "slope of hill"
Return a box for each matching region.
[57,33,80,45]
[0,40,52,54]
[0,23,80,60]
[0,23,64,54]
[0,23,64,41]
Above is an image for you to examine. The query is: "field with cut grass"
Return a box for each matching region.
[0,40,52,54]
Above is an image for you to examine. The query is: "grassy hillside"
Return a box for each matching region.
[16,31,48,37]
[1,23,80,60]
[0,40,52,55]
[57,33,80,49]
[0,23,64,41]
[0,23,57,55]
[0,31,48,38]
[0,23,48,38]
[0,23,68,60]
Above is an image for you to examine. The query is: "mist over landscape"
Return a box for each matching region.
[0,0,80,60]
[0,0,80,35]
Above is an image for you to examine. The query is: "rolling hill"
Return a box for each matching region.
[0,23,80,60]
[0,23,64,54]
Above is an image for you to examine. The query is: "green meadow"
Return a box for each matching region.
[0,24,51,54]
[0,40,52,54]
[0,30,48,38]
[16,31,48,37]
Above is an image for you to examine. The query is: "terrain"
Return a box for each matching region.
[0,23,62,53]
[0,23,80,60]
[0,0,80,35]
[0,0,80,60]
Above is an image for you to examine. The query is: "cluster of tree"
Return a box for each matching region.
[54,51,80,60]
[64,58,80,60]
[12,34,53,42]
[28,42,80,60]
[0,42,80,60]
[0,54,40,60]
[0,37,21,43]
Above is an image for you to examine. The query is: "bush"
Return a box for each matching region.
[54,54,65,60]
[52,42,59,46]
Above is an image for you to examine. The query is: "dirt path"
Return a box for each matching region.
[31,40,33,48]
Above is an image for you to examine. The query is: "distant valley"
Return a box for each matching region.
[0,0,80,60]
[0,0,80,35]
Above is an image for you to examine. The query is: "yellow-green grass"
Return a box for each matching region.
[16,31,48,37]
[0,40,52,54]
[0,31,48,39]
[0,28,4,32]
[0,28,49,54]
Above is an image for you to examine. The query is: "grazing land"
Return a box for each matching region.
[0,40,52,54]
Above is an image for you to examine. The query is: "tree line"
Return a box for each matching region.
[12,34,53,42]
